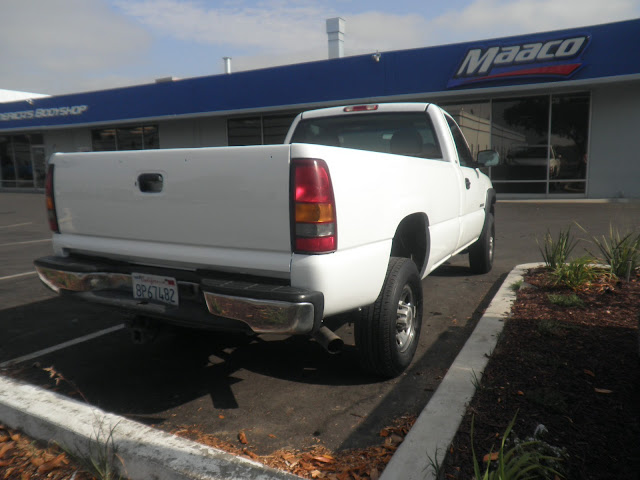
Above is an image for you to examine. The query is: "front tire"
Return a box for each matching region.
[355,257,423,378]
[469,212,495,274]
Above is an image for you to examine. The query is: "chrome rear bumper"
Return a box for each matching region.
[34,256,323,335]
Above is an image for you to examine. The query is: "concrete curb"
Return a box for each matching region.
[0,263,539,480]
[0,375,300,480]
[379,263,541,480]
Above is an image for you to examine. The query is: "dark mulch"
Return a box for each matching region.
[443,268,640,479]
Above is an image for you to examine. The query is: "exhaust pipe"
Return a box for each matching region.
[313,325,344,354]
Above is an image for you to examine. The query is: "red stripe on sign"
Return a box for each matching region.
[479,63,582,81]
[167,280,175,285]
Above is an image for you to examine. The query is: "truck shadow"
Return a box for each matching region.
[1,299,370,413]
[1,271,507,453]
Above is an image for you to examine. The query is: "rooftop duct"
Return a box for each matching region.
[326,17,345,59]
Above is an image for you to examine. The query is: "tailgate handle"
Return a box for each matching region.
[137,173,164,193]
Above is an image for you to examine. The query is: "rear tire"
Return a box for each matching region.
[469,212,495,274]
[355,257,423,378]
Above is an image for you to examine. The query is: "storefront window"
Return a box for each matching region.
[0,136,14,188]
[12,135,33,188]
[227,117,262,146]
[550,93,590,193]
[443,93,590,196]
[0,134,45,189]
[117,126,144,150]
[491,96,550,190]
[32,146,46,188]
[91,129,116,151]
[143,126,159,149]
[92,125,158,151]
[228,113,298,146]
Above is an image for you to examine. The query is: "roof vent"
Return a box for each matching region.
[223,57,232,74]
[326,17,345,59]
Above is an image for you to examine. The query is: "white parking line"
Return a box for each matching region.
[0,239,51,248]
[0,324,125,368]
[0,222,33,229]
[0,271,38,281]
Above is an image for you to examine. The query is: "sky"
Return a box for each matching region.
[2,0,639,96]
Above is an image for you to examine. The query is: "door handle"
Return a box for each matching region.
[465,178,471,190]
[137,173,164,193]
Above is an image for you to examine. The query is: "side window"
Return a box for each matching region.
[445,115,475,167]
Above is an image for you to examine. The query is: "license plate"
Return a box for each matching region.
[132,273,179,306]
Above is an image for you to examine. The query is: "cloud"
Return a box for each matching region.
[0,0,150,94]
[116,0,327,53]
[115,0,436,71]
[432,0,640,43]
[115,0,640,75]
[2,0,639,94]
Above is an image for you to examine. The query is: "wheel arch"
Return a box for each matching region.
[390,213,430,277]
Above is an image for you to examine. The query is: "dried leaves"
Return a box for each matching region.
[0,424,94,479]
[172,415,416,480]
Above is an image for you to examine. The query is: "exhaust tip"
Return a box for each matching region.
[314,325,344,354]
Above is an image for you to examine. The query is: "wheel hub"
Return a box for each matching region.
[396,285,416,353]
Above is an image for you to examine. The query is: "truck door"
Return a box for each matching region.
[444,115,486,250]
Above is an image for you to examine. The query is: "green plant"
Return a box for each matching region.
[471,369,483,390]
[510,280,523,292]
[426,447,443,478]
[587,225,640,278]
[44,367,124,480]
[550,257,613,291]
[547,293,584,308]
[537,227,578,269]
[63,419,124,480]
[471,413,564,479]
[537,319,564,337]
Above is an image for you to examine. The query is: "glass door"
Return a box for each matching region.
[32,146,46,189]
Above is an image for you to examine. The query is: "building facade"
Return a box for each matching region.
[0,18,639,198]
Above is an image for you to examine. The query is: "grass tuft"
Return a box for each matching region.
[537,227,578,269]
[547,293,584,308]
[584,224,640,278]
[550,257,614,291]
[471,412,565,479]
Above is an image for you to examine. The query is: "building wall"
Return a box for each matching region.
[159,117,227,148]
[589,83,640,199]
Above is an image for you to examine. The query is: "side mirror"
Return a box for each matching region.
[477,150,499,167]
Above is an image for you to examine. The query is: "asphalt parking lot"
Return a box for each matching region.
[1,192,639,456]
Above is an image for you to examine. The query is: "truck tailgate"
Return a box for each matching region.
[51,145,293,276]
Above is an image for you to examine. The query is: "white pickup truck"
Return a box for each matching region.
[35,103,497,377]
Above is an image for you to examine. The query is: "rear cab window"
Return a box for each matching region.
[290,112,443,160]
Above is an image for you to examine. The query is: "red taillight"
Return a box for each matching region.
[344,105,378,112]
[45,164,60,233]
[291,158,337,254]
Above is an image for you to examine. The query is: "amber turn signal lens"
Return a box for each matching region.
[295,203,334,223]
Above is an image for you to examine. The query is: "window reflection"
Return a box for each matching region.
[13,135,33,187]
[0,136,14,187]
[0,134,45,188]
[117,127,143,150]
[228,113,298,146]
[442,94,589,195]
[551,93,589,193]
[92,125,158,151]
[492,96,550,181]
[441,102,490,158]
